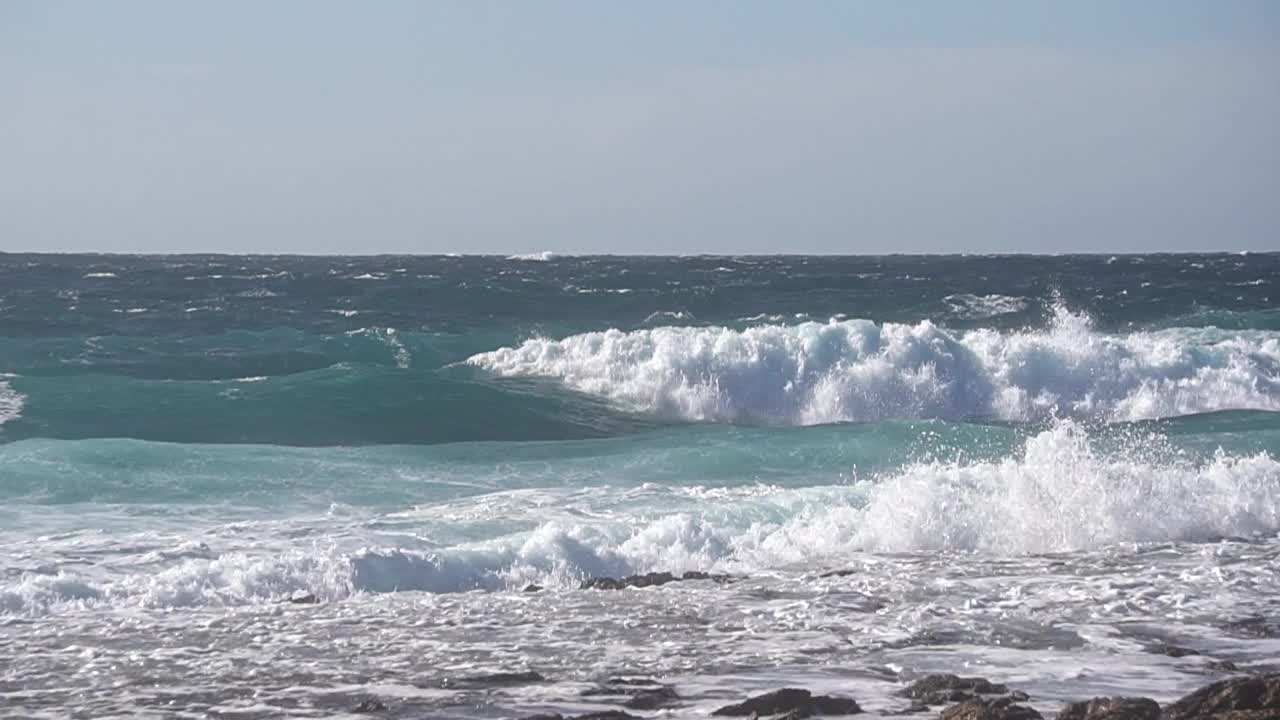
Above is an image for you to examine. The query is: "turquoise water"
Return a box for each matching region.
[2,253,1278,718]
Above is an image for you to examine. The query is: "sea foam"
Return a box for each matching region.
[469,307,1280,424]
[0,377,25,425]
[4,422,1276,614]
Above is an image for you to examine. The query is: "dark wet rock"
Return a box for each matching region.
[523,584,544,593]
[580,571,731,590]
[941,697,1042,720]
[1162,672,1280,719]
[1208,660,1242,672]
[287,592,319,604]
[1221,617,1280,639]
[581,680,679,710]
[711,688,862,716]
[1149,644,1200,658]
[353,698,387,713]
[820,568,858,578]
[897,674,1014,705]
[1058,697,1160,720]
[623,686,679,710]
[451,670,547,687]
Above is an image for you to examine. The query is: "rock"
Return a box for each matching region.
[897,674,1014,705]
[1150,644,1200,658]
[580,679,679,710]
[1208,660,1241,672]
[941,697,1042,720]
[711,688,862,716]
[523,584,544,593]
[287,592,319,604]
[1162,673,1280,719]
[1058,697,1160,720]
[820,568,858,578]
[452,670,547,687]
[623,686,679,710]
[579,571,731,590]
[353,698,387,713]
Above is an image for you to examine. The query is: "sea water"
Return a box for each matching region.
[1,253,1278,718]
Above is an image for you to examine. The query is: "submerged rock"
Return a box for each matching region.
[451,670,548,687]
[1058,697,1160,720]
[353,697,387,713]
[287,592,319,604]
[941,697,1042,720]
[579,571,731,590]
[711,688,862,716]
[1162,672,1280,719]
[580,678,679,710]
[897,674,1015,705]
[1149,644,1200,658]
[622,686,678,710]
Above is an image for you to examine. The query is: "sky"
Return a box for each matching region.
[1,1,1278,254]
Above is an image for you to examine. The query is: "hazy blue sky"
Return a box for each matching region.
[2,1,1278,254]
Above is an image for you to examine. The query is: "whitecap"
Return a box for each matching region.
[469,305,1280,424]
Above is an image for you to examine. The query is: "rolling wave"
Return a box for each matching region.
[0,366,657,445]
[470,307,1280,425]
[4,420,1277,614]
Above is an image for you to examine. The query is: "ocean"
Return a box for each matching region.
[1,252,1278,718]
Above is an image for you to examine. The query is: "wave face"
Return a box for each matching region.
[470,307,1280,425]
[3,418,1278,614]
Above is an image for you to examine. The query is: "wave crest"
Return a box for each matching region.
[469,308,1280,424]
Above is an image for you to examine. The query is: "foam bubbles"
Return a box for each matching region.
[0,377,26,425]
[469,308,1280,424]
[849,421,1280,554]
[944,293,1029,319]
[507,251,560,262]
[6,420,1275,615]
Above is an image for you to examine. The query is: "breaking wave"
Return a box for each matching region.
[5,421,1277,614]
[469,307,1280,424]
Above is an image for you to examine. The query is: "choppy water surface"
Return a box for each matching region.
[2,253,1278,718]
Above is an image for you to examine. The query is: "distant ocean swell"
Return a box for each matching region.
[4,419,1277,615]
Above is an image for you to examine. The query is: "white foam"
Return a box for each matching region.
[843,421,1280,555]
[507,251,560,262]
[944,293,1029,318]
[469,306,1280,424]
[81,272,116,278]
[642,310,696,325]
[6,421,1276,615]
[0,378,25,425]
